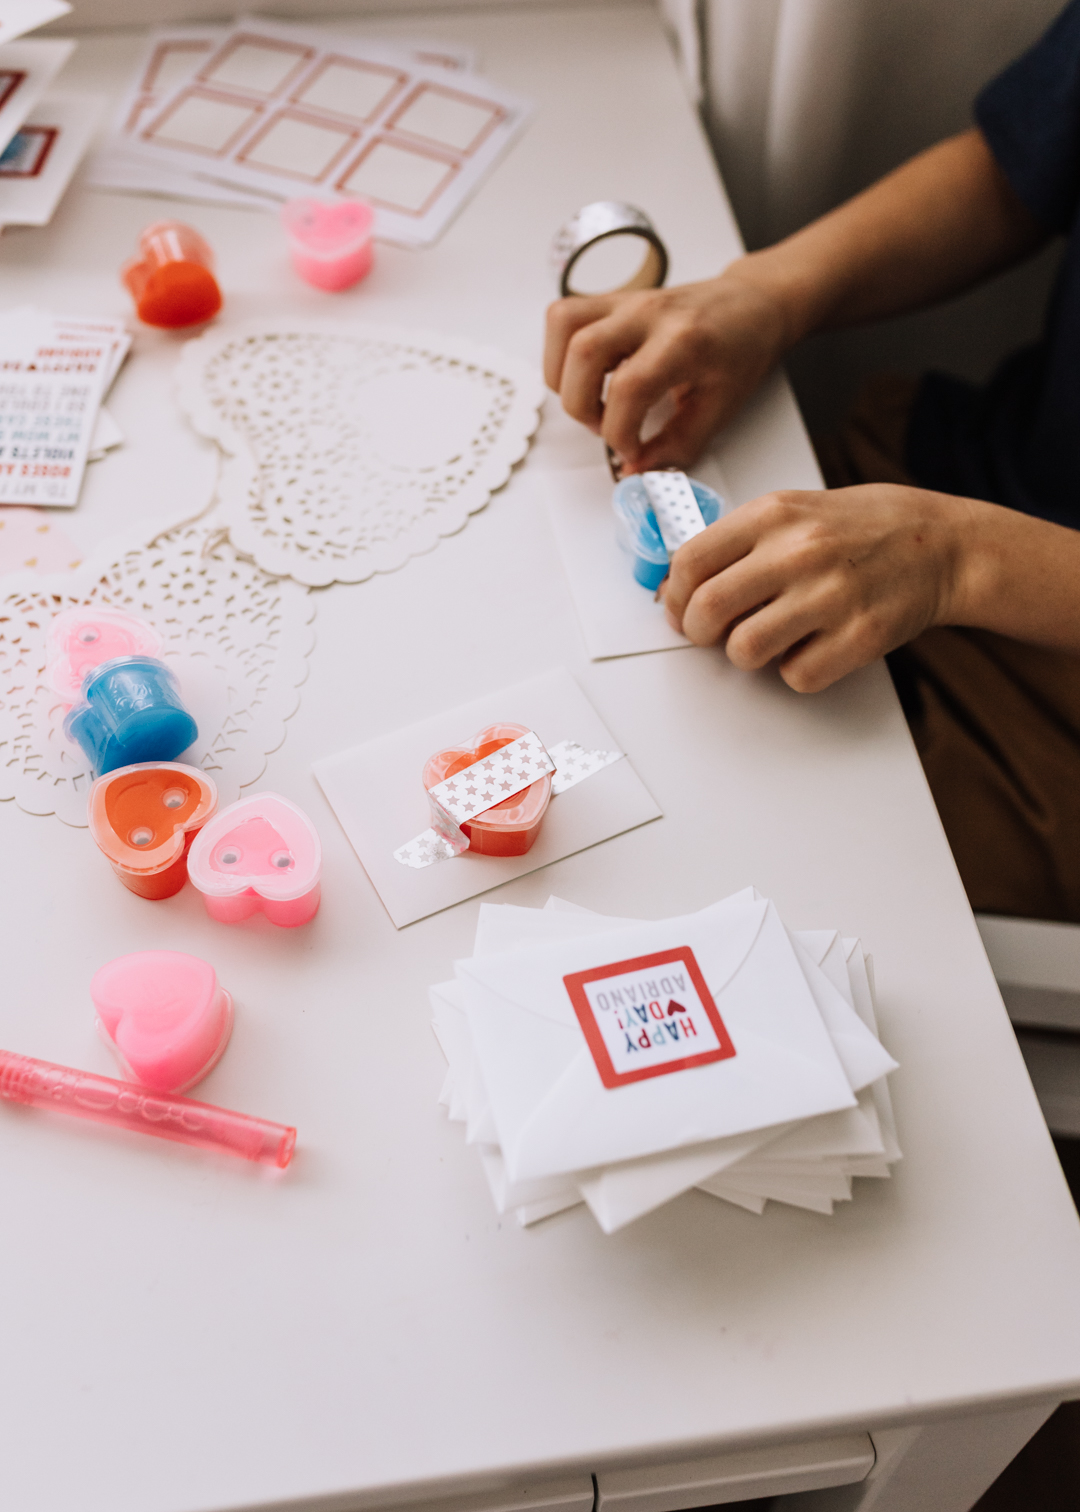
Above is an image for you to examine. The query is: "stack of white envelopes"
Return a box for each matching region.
[431,889,901,1233]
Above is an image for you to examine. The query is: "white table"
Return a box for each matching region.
[3,8,1080,1512]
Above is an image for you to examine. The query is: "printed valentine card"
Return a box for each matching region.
[564,946,736,1088]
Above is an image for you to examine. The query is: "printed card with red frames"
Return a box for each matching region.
[130,18,531,247]
[564,947,737,1089]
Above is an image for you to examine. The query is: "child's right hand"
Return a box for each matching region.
[542,262,792,473]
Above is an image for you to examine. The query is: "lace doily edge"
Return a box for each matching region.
[0,526,317,826]
[174,317,547,460]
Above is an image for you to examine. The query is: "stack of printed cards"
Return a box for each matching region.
[431,888,901,1232]
[0,308,130,506]
[88,16,531,246]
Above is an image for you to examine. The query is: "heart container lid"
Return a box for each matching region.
[187,792,322,902]
[47,606,162,703]
[88,762,218,876]
[281,197,374,258]
[91,949,233,1094]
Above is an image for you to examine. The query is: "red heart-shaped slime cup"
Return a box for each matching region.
[91,950,234,1094]
[87,762,218,899]
[187,792,322,926]
[423,722,552,858]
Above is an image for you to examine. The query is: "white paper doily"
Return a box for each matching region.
[175,320,546,587]
[0,521,315,827]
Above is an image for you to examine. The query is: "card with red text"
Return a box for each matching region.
[564,946,736,1089]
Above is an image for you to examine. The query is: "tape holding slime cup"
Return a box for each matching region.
[394,728,624,870]
[613,471,727,590]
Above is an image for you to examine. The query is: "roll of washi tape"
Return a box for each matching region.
[551,202,669,298]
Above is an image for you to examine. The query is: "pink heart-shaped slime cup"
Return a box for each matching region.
[423,722,552,858]
[187,792,322,926]
[88,762,218,899]
[91,950,233,1094]
[47,606,162,703]
[281,197,374,291]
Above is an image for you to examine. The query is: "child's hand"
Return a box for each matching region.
[543,266,790,473]
[661,484,972,691]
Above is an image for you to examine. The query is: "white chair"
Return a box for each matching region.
[976,914,1080,1137]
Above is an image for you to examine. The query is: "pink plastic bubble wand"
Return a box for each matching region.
[0,1050,295,1168]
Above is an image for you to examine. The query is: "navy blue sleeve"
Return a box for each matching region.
[976,0,1080,232]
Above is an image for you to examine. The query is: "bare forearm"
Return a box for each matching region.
[949,501,1080,652]
[729,129,1047,347]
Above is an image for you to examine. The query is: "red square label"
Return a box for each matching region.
[563,947,736,1089]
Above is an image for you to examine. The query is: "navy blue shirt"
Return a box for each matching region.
[906,0,1080,526]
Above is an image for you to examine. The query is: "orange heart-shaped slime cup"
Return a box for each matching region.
[88,762,218,899]
[423,722,552,858]
[122,221,222,329]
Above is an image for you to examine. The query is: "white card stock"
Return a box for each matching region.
[87,24,479,212]
[111,17,531,246]
[541,465,693,660]
[314,668,661,928]
[0,94,105,228]
[0,0,70,47]
[0,38,74,159]
[432,889,901,1232]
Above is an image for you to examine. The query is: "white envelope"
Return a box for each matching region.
[435,894,900,1229]
[456,892,858,1183]
[476,893,896,1093]
[467,896,898,1228]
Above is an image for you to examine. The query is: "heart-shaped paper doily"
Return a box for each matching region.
[176,320,546,587]
[91,949,233,1093]
[0,520,315,827]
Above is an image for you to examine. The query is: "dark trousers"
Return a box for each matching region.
[816,376,1080,923]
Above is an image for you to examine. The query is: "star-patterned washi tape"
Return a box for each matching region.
[428,731,555,826]
[547,739,624,794]
[641,470,707,554]
[393,731,624,869]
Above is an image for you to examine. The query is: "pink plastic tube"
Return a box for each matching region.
[0,1050,295,1167]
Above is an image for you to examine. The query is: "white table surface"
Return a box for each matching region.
[3,7,1080,1512]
